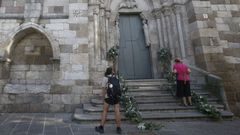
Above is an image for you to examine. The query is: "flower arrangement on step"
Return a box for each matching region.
[192,91,222,120]
[119,76,163,131]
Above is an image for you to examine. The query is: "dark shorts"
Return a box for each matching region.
[176,80,191,98]
[104,98,120,105]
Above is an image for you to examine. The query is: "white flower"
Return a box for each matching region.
[138,123,146,130]
[109,84,113,88]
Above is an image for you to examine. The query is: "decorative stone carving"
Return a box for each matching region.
[162,6,172,16]
[152,8,162,19]
[142,20,151,47]
[115,21,120,46]
[119,0,138,9]
[24,1,42,23]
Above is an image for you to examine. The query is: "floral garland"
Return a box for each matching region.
[157,48,172,64]
[106,46,118,62]
[192,91,222,120]
[157,48,172,77]
[119,76,163,131]
[157,48,222,120]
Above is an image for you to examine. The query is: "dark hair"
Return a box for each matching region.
[104,67,113,77]
[174,58,181,63]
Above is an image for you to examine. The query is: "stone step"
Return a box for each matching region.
[128,91,210,97]
[83,103,225,113]
[125,79,167,83]
[124,79,169,87]
[91,97,220,105]
[73,108,233,122]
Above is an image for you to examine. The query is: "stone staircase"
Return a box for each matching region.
[73,79,233,123]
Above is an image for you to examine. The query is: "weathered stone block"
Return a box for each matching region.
[61,94,73,104]
[50,85,72,94]
[60,44,73,53]
[26,71,40,80]
[7,104,29,112]
[49,104,64,112]
[4,84,26,94]
[53,94,61,104]
[30,104,49,113]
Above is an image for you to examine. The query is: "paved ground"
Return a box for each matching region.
[0,113,240,135]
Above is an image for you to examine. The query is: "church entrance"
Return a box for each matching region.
[118,14,152,79]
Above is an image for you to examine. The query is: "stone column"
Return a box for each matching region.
[174,5,186,59]
[93,8,100,64]
[99,6,106,60]
[115,14,120,47]
[153,9,164,48]
[161,9,168,48]
[105,10,111,52]
[163,7,175,58]
[170,6,181,58]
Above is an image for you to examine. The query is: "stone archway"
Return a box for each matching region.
[2,22,60,59]
[2,23,60,94]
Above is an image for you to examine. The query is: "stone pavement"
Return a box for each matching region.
[0,113,240,135]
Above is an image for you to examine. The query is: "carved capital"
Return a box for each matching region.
[173,5,182,14]
[105,11,111,19]
[152,8,162,19]
[162,6,172,16]
[93,8,99,15]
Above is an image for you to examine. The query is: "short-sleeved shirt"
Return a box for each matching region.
[101,75,112,98]
[101,76,109,88]
[173,63,190,81]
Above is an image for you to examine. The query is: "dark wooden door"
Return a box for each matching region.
[119,15,152,79]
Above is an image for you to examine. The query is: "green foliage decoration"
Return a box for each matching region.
[119,76,163,131]
[106,46,118,62]
[192,91,222,120]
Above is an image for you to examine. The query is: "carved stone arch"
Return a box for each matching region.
[2,22,60,60]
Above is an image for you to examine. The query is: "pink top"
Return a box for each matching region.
[173,63,190,81]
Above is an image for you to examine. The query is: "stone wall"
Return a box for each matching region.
[0,0,91,112]
[188,0,240,115]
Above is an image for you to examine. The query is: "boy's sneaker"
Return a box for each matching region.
[116,127,122,134]
[95,125,104,134]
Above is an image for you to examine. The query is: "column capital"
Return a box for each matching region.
[105,11,112,19]
[172,5,182,14]
[152,8,162,19]
[162,6,172,16]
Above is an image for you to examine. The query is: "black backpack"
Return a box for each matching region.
[107,76,121,101]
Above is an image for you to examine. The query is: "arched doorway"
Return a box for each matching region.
[118,14,152,79]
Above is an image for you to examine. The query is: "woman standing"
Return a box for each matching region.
[95,67,122,134]
[173,58,192,106]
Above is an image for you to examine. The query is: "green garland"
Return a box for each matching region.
[192,91,222,120]
[158,48,222,120]
[106,46,118,62]
[119,76,163,131]
[157,48,172,78]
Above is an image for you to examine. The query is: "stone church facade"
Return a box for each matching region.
[0,0,239,115]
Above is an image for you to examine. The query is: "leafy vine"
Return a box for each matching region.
[192,91,222,120]
[119,76,163,131]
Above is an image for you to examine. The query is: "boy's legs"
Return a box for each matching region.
[114,103,121,127]
[96,102,109,133]
[114,103,122,134]
[101,102,110,126]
